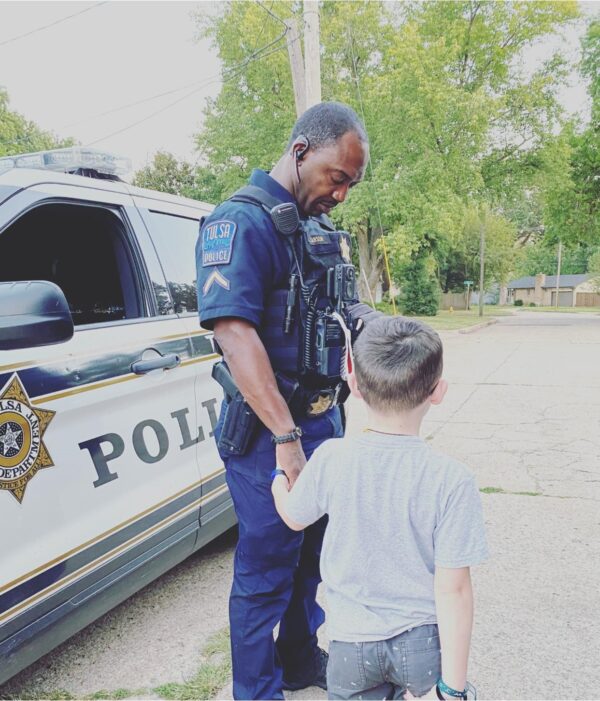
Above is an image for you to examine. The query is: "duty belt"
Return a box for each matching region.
[299,384,344,417]
[275,372,344,418]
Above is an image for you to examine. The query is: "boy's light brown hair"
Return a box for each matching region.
[353,316,443,412]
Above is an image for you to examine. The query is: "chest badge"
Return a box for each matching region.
[339,235,351,263]
[0,374,56,503]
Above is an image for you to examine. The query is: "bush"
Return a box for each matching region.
[398,251,440,316]
[514,299,524,306]
[528,302,536,307]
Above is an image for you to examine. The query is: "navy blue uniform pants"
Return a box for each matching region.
[217,407,343,700]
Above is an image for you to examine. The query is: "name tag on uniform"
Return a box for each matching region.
[202,220,237,266]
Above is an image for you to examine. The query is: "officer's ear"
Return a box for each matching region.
[293,136,310,161]
[348,371,364,401]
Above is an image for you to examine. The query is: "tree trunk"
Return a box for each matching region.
[355,221,384,303]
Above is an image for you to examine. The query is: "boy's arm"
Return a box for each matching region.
[271,445,331,530]
[271,474,308,531]
[434,566,473,694]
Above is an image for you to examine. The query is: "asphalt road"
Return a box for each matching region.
[2,311,599,700]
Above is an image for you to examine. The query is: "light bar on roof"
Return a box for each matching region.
[0,147,132,177]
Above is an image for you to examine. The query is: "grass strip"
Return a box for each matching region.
[84,689,147,700]
[515,306,600,314]
[481,486,541,496]
[372,304,513,330]
[154,628,231,701]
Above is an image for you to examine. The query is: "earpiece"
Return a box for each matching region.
[295,136,310,161]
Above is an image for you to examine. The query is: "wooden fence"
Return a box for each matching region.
[576,292,600,307]
[440,292,469,310]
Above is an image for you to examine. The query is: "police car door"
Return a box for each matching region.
[131,194,228,541]
[0,177,205,645]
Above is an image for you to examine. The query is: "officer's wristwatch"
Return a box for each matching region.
[271,426,303,444]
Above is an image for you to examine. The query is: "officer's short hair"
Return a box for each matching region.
[353,317,443,412]
[287,102,368,151]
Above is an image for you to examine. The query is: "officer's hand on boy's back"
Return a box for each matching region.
[276,441,306,486]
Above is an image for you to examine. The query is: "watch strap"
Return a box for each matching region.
[272,426,303,444]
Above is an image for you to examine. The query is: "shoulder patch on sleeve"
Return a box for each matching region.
[201,219,238,267]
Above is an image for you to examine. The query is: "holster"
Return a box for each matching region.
[212,362,258,457]
[218,392,258,456]
[211,363,300,457]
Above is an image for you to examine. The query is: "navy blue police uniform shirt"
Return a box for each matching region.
[196,169,292,331]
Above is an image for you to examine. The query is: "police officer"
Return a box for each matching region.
[196,102,375,700]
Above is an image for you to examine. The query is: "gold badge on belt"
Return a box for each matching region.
[308,392,333,417]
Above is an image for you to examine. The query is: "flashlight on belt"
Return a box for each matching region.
[284,274,299,334]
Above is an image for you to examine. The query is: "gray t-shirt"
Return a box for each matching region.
[286,432,489,642]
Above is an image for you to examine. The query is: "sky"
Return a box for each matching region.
[0,1,221,172]
[0,0,599,177]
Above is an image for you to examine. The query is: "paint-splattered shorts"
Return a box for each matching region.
[327,623,441,700]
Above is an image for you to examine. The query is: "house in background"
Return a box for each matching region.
[507,273,600,307]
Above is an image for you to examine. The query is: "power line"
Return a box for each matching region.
[85,85,212,146]
[0,2,108,48]
[63,78,211,129]
[1,27,288,153]
[255,0,289,29]
[6,1,289,140]
[0,78,211,152]
[86,33,288,147]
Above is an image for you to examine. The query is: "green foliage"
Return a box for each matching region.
[133,151,224,203]
[581,20,600,125]
[0,88,73,156]
[398,249,440,316]
[514,241,594,276]
[587,249,600,292]
[192,1,581,296]
[480,486,542,496]
[514,299,524,306]
[537,20,600,249]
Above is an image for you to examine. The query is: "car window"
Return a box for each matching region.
[144,211,200,314]
[0,202,141,326]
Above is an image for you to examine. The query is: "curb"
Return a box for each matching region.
[458,317,499,334]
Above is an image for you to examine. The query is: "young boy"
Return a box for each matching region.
[272,317,488,700]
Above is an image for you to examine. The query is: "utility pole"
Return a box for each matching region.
[479,221,485,317]
[285,18,306,118]
[555,240,562,309]
[303,0,322,108]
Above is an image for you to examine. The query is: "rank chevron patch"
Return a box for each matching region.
[203,269,230,295]
[0,374,56,503]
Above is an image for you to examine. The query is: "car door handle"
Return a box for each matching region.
[131,353,181,375]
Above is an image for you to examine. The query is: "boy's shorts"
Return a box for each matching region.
[327,623,441,700]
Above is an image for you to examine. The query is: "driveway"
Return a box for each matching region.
[2,311,599,700]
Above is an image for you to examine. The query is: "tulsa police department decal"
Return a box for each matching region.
[202,219,237,266]
[0,374,55,503]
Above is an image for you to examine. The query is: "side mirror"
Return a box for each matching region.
[0,281,74,350]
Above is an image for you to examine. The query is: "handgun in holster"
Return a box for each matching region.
[211,361,301,456]
[211,361,258,456]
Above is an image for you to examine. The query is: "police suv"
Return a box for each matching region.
[0,148,232,685]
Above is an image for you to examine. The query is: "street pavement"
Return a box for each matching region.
[2,311,599,700]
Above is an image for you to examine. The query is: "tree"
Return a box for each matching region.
[398,248,440,316]
[514,241,592,277]
[193,1,579,303]
[0,88,72,156]
[587,249,600,292]
[536,20,600,249]
[133,151,223,203]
